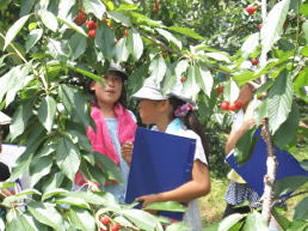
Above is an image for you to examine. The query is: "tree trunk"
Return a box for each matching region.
[261,119,277,224]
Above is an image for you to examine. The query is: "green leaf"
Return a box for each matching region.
[127,28,144,61]
[93,152,122,182]
[42,188,69,201]
[38,96,57,132]
[84,0,106,19]
[302,21,308,44]
[4,14,31,50]
[56,137,81,182]
[261,0,290,55]
[271,207,291,230]
[40,10,58,32]
[287,220,308,231]
[20,0,36,17]
[273,103,299,149]
[41,172,65,193]
[242,211,269,231]
[109,11,132,27]
[130,12,162,27]
[58,0,75,18]
[165,222,190,231]
[267,70,293,134]
[300,160,308,172]
[175,59,189,79]
[3,189,41,207]
[30,156,53,188]
[95,25,115,61]
[294,197,308,221]
[68,32,87,60]
[223,80,240,103]
[57,16,88,37]
[145,201,186,212]
[114,37,129,62]
[156,28,182,50]
[232,71,255,87]
[148,55,167,84]
[120,209,163,231]
[204,52,230,63]
[167,26,204,40]
[241,33,260,59]
[28,202,64,231]
[195,63,213,98]
[25,29,43,52]
[218,213,246,231]
[234,127,258,165]
[67,208,96,231]
[294,67,308,103]
[67,65,102,83]
[274,176,308,197]
[182,65,200,102]
[54,196,90,210]
[161,62,177,95]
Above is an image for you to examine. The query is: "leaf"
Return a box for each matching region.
[57,16,88,37]
[38,96,57,132]
[56,137,81,182]
[109,11,132,27]
[4,14,31,50]
[114,37,130,62]
[41,172,65,193]
[218,213,246,231]
[68,33,87,60]
[28,202,64,231]
[242,211,269,231]
[148,55,167,84]
[156,28,182,50]
[195,63,213,98]
[241,33,260,59]
[161,62,177,95]
[93,152,122,182]
[67,208,96,231]
[127,28,144,61]
[204,52,231,63]
[182,65,200,102]
[120,209,163,231]
[3,189,41,207]
[302,21,308,44]
[67,65,102,83]
[167,26,204,40]
[58,0,75,18]
[273,103,299,149]
[223,80,240,103]
[274,176,308,197]
[30,156,53,188]
[294,67,308,103]
[267,70,293,134]
[271,207,291,230]
[20,0,36,17]
[300,160,308,172]
[54,196,90,210]
[40,10,58,32]
[42,188,69,201]
[232,71,255,87]
[25,29,43,52]
[95,25,115,61]
[261,0,290,55]
[175,59,189,79]
[293,197,308,221]
[84,0,106,19]
[165,222,190,231]
[145,201,186,212]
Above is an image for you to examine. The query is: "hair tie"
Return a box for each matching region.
[174,103,196,118]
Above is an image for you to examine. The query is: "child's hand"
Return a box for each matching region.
[136,194,161,208]
[121,142,133,166]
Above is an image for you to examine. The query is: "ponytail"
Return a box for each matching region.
[169,97,210,164]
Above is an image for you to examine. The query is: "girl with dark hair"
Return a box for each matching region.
[132,78,211,231]
[74,65,137,203]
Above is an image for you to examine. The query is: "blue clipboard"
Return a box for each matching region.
[125,127,196,220]
[225,129,308,197]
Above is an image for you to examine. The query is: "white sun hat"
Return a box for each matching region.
[132,78,169,100]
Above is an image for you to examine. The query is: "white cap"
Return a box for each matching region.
[0,111,11,125]
[132,78,169,100]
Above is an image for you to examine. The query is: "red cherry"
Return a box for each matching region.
[234,101,243,110]
[180,76,186,83]
[86,20,97,30]
[257,24,262,30]
[152,6,159,13]
[111,223,120,231]
[220,101,230,111]
[228,103,237,111]
[100,216,110,226]
[251,58,259,66]
[245,6,257,15]
[74,10,86,25]
[88,29,96,38]
[216,85,224,95]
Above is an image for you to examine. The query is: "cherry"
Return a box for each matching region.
[216,85,224,95]
[74,10,86,25]
[228,103,237,111]
[257,24,262,30]
[88,29,96,38]
[220,101,230,110]
[180,76,186,83]
[234,101,243,110]
[107,22,112,28]
[251,58,259,66]
[123,28,129,37]
[152,6,159,13]
[86,20,97,30]
[110,223,121,231]
[100,216,110,226]
[245,6,257,15]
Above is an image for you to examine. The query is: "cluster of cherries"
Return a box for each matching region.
[99,216,121,231]
[220,101,243,111]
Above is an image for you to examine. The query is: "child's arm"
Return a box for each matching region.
[224,118,256,155]
[136,160,210,207]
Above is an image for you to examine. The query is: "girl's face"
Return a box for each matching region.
[137,99,164,125]
[91,74,123,105]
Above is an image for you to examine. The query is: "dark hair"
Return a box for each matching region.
[168,97,210,164]
[0,162,10,181]
[89,71,127,107]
